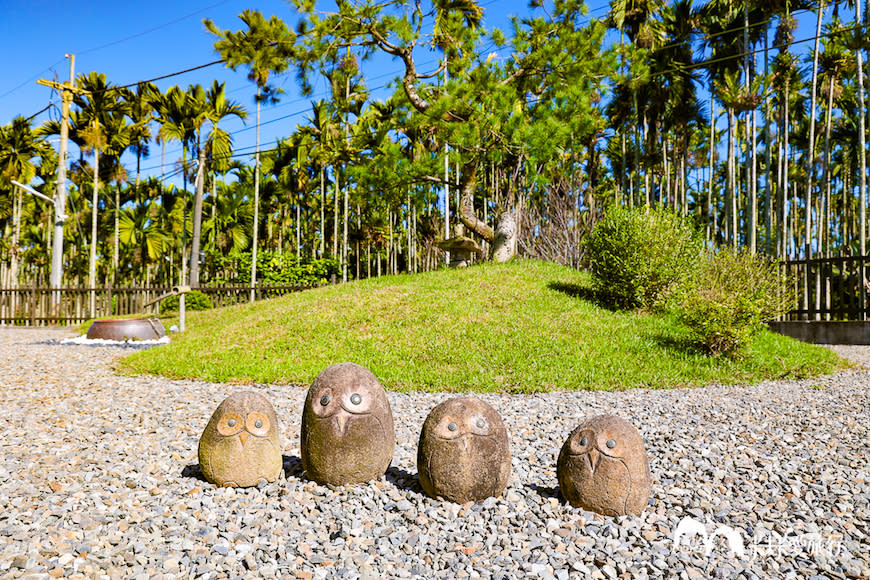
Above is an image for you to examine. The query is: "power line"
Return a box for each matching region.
[24,103,57,122]
[76,0,234,56]
[0,58,66,102]
[96,59,228,94]
[38,5,870,179]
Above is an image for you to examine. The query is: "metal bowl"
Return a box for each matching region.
[86,318,167,341]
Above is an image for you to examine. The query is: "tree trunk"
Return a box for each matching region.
[333,169,339,259]
[822,75,835,257]
[782,78,790,259]
[250,91,261,302]
[805,1,825,262]
[113,184,120,283]
[342,173,348,283]
[727,106,736,247]
[190,143,207,288]
[320,166,325,258]
[296,194,302,258]
[457,161,494,241]
[857,0,867,306]
[764,26,773,255]
[749,108,758,255]
[708,96,716,244]
[10,187,21,289]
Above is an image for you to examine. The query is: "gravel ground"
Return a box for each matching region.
[0,327,867,580]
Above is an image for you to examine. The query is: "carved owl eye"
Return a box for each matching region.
[569,430,593,454]
[217,412,244,437]
[469,415,489,435]
[311,388,337,417]
[598,433,623,455]
[246,412,271,437]
[342,388,373,414]
[435,416,463,439]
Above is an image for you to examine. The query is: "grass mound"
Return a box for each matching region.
[120,260,844,392]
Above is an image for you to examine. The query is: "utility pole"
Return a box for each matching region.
[37,54,82,319]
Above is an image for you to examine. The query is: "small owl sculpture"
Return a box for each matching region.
[417,397,511,504]
[198,391,283,488]
[301,362,394,486]
[557,414,651,516]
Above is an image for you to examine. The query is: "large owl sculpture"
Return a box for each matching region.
[198,391,283,488]
[417,397,511,504]
[557,414,651,516]
[301,362,395,486]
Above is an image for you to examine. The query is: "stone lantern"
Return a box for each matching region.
[435,224,484,268]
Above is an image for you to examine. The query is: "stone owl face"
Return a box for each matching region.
[417,397,511,504]
[301,363,394,486]
[198,391,282,488]
[557,414,650,516]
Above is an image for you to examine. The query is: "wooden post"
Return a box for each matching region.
[30,281,37,327]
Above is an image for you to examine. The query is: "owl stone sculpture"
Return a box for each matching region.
[301,362,394,486]
[198,391,283,488]
[557,414,651,516]
[417,397,511,504]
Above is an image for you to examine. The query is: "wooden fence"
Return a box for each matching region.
[0,284,319,326]
[781,255,868,321]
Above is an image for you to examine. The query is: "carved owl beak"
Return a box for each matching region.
[238,431,250,447]
[334,413,349,436]
[459,435,470,453]
[586,448,601,474]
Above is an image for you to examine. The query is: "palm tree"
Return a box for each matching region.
[0,116,50,288]
[608,0,665,205]
[817,19,849,257]
[305,100,341,258]
[847,0,868,317]
[190,81,247,287]
[205,10,295,299]
[118,200,169,281]
[71,72,129,305]
[152,84,204,285]
[124,82,158,204]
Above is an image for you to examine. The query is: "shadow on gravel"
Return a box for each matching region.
[181,463,208,482]
[180,456,305,482]
[386,466,425,496]
[282,455,304,478]
[525,482,563,502]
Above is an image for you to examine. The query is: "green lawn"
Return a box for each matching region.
[120,260,845,392]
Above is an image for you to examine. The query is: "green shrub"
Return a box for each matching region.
[585,206,702,310]
[213,250,340,286]
[161,290,214,313]
[673,249,796,356]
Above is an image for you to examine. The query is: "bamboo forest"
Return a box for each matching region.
[1,0,869,295]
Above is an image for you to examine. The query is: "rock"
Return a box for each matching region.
[301,363,395,485]
[417,397,511,504]
[198,391,283,488]
[557,415,651,516]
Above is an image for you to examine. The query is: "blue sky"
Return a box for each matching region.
[0,0,822,190]
[0,0,609,187]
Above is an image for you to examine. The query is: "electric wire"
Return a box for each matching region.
[9,4,867,185]
[76,0,234,56]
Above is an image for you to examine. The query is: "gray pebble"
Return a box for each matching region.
[0,328,865,580]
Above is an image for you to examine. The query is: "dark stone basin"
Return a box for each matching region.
[86,318,167,341]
